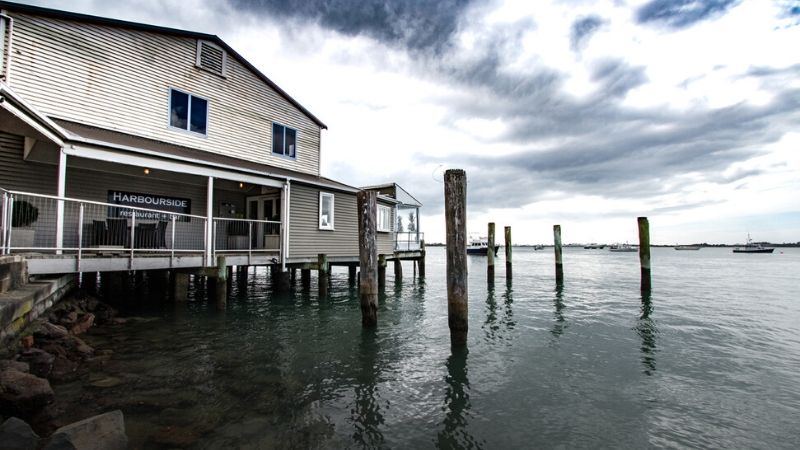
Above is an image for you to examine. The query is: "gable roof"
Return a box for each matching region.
[0,0,327,129]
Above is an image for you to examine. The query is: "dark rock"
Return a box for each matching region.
[48,357,79,382]
[17,349,55,378]
[0,360,30,373]
[59,311,78,326]
[151,425,202,447]
[0,368,54,416]
[44,410,127,450]
[0,416,40,450]
[34,322,69,340]
[20,335,34,349]
[69,314,94,336]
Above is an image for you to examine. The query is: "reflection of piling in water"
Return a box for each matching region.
[437,347,483,449]
[351,330,385,447]
[553,224,564,285]
[638,291,657,375]
[487,222,496,281]
[357,191,378,327]
[504,226,512,279]
[551,284,566,338]
[444,169,468,347]
[638,217,651,293]
[318,253,329,299]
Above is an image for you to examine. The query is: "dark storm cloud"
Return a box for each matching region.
[570,15,604,51]
[636,0,739,28]
[227,0,476,53]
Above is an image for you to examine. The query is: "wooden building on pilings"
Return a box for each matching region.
[0,1,424,299]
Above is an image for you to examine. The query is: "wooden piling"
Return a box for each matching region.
[553,224,563,285]
[357,190,379,327]
[348,265,357,286]
[487,222,496,280]
[301,268,311,289]
[172,271,189,302]
[378,255,386,292]
[504,226,512,279]
[81,272,98,293]
[418,240,426,278]
[394,259,403,282]
[444,169,468,346]
[214,256,227,310]
[318,254,329,298]
[638,217,651,292]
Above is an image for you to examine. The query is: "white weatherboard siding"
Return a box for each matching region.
[7,13,322,176]
[288,184,394,259]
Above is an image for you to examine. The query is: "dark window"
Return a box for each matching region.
[169,88,207,135]
[272,123,297,158]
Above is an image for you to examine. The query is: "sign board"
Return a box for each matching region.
[107,190,192,222]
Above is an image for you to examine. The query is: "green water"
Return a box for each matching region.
[60,247,800,448]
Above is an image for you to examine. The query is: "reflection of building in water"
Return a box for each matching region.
[437,348,485,449]
[637,292,658,375]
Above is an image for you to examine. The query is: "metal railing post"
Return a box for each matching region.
[212,220,217,263]
[248,222,252,265]
[129,212,136,269]
[202,218,208,265]
[6,196,13,254]
[170,215,176,267]
[77,203,84,272]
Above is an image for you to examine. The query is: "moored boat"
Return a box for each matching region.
[675,245,701,250]
[732,234,774,254]
[583,243,605,249]
[467,237,500,256]
[609,243,637,252]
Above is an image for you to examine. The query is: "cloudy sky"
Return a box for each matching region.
[22,0,800,244]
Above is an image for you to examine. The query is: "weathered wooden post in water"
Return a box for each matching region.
[444,169,468,346]
[553,225,563,285]
[638,217,651,292]
[504,226,512,279]
[378,255,386,292]
[318,254,329,298]
[487,222,496,281]
[358,191,379,327]
[214,256,227,310]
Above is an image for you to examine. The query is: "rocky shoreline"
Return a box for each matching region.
[0,290,129,449]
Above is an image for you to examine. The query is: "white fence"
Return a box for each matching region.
[0,189,280,268]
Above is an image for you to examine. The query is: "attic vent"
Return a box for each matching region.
[196,40,227,77]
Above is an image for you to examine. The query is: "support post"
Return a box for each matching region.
[55,148,67,254]
[418,240,426,278]
[378,255,386,292]
[206,177,214,267]
[638,217,651,293]
[81,272,98,292]
[214,256,227,310]
[348,265,357,286]
[318,253,328,298]
[357,191,378,327]
[554,224,563,285]
[487,222,496,280]
[444,169,468,346]
[393,259,402,283]
[504,226,512,279]
[172,271,189,302]
[301,268,311,289]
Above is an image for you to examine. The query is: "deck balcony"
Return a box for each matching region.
[0,189,281,274]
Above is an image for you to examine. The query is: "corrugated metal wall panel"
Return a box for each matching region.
[0,132,57,193]
[7,13,322,176]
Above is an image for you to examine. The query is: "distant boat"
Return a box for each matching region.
[732,234,774,254]
[467,237,499,256]
[675,245,701,250]
[533,244,544,250]
[584,243,605,249]
[609,243,637,252]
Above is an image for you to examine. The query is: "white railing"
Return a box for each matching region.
[0,189,280,267]
[395,231,424,251]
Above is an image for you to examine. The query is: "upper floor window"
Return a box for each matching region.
[169,89,208,135]
[272,123,297,158]
[319,192,334,230]
[377,205,392,232]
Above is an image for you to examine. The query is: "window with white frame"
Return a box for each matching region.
[319,192,334,230]
[272,123,297,158]
[169,88,208,135]
[377,205,392,232]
